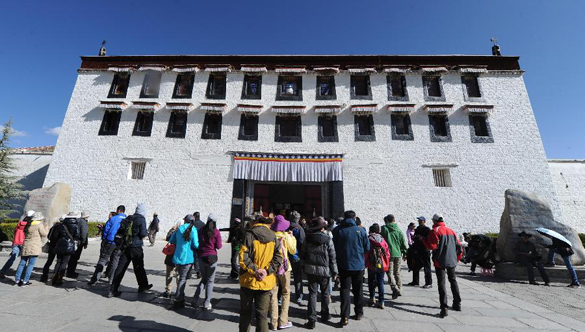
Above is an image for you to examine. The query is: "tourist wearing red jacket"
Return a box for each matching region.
[0,212,32,279]
[364,223,390,309]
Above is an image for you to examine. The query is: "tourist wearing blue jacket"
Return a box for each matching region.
[170,214,200,309]
[88,205,126,285]
[332,211,369,327]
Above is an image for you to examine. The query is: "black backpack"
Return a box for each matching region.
[370,245,386,273]
[114,215,134,250]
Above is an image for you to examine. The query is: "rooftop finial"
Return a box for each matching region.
[491,37,501,56]
[99,40,107,56]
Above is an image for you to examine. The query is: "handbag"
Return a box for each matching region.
[42,242,51,254]
[162,243,176,256]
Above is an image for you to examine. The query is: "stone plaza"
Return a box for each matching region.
[1,241,584,332]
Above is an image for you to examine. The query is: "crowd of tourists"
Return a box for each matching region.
[0,204,581,331]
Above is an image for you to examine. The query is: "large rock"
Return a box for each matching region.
[497,189,585,266]
[22,182,71,226]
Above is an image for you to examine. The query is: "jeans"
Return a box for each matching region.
[368,270,385,304]
[110,247,149,292]
[54,254,71,275]
[174,264,191,302]
[548,249,580,285]
[14,256,38,283]
[412,252,432,286]
[105,247,121,281]
[42,247,56,278]
[339,269,364,319]
[90,242,119,283]
[67,244,84,276]
[307,274,330,322]
[291,260,304,301]
[520,260,550,284]
[269,271,291,327]
[230,243,239,278]
[387,257,402,294]
[0,245,21,274]
[436,267,461,309]
[165,265,178,293]
[240,287,271,332]
[194,257,217,307]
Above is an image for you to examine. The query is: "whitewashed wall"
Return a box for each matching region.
[549,161,585,232]
[44,67,560,235]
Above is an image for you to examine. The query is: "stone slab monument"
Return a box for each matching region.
[22,182,71,226]
[497,189,585,266]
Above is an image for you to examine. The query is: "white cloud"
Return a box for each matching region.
[0,125,27,137]
[44,126,62,136]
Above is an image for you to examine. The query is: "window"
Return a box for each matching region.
[238,114,259,141]
[275,115,302,142]
[428,114,452,142]
[316,76,336,100]
[391,114,413,140]
[130,161,146,180]
[276,76,302,101]
[108,73,131,98]
[242,75,262,99]
[462,75,482,99]
[318,115,338,142]
[469,114,494,143]
[354,114,376,141]
[350,75,372,99]
[206,74,227,99]
[140,72,162,98]
[132,111,154,136]
[98,110,121,136]
[432,169,452,187]
[423,75,445,101]
[166,112,188,138]
[387,75,408,101]
[172,73,195,99]
[201,113,222,139]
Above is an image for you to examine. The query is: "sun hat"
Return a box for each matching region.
[32,211,45,221]
[271,215,290,232]
[183,214,195,222]
[208,213,218,222]
[81,211,90,219]
[66,212,81,218]
[26,210,35,217]
[432,214,444,222]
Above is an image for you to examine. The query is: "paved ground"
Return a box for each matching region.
[1,241,585,332]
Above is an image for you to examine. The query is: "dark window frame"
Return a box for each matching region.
[469,114,494,143]
[423,75,446,102]
[166,111,188,138]
[390,113,414,141]
[461,75,483,101]
[201,112,223,139]
[387,74,409,101]
[318,115,339,142]
[172,73,195,99]
[139,71,162,98]
[275,115,302,142]
[205,74,227,100]
[354,114,376,141]
[315,76,337,100]
[132,111,154,137]
[238,114,259,141]
[428,114,452,142]
[350,75,373,100]
[276,76,303,101]
[241,75,262,100]
[98,110,122,136]
[107,73,131,98]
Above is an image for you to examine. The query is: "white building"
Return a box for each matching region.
[43,54,560,233]
[548,160,585,231]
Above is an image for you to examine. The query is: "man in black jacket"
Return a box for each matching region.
[108,203,153,298]
[66,211,89,278]
[408,216,432,288]
[288,210,306,305]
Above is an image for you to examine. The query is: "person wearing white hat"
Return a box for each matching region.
[67,211,90,278]
[14,212,48,287]
[0,211,34,279]
[51,212,82,286]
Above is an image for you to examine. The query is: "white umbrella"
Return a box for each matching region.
[535,227,572,247]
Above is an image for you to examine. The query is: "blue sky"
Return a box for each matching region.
[1,0,583,159]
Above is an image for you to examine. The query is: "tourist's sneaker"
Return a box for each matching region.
[203,303,212,310]
[568,283,581,288]
[162,291,171,298]
[306,320,316,330]
[439,308,448,318]
[278,322,293,329]
[451,303,461,311]
[377,302,385,309]
[468,271,477,276]
[422,284,432,289]
[19,281,32,288]
[406,282,419,286]
[368,298,376,307]
[138,284,153,293]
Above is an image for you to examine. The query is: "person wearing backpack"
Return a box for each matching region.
[66,211,89,278]
[365,223,390,309]
[40,218,61,282]
[287,210,305,306]
[301,217,337,330]
[52,212,82,286]
[381,214,408,299]
[88,205,126,285]
[169,215,199,308]
[108,203,152,298]
[192,214,222,310]
[268,215,296,330]
[0,211,33,279]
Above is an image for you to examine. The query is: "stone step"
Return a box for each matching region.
[495,262,585,283]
